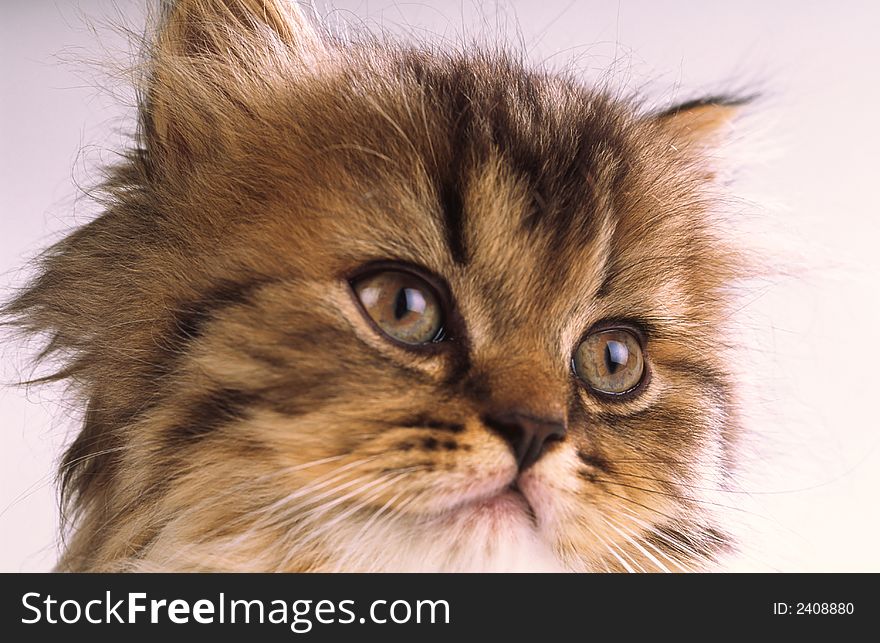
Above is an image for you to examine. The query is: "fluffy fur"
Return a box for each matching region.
[4,0,749,571]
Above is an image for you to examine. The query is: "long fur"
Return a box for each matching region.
[3,0,750,572]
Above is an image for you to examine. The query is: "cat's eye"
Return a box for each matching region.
[352,270,445,345]
[573,328,646,396]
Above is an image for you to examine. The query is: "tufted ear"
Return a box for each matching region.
[147,0,324,164]
[653,96,750,148]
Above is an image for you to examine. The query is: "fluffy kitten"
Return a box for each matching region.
[5,0,748,572]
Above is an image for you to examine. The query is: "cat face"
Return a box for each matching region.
[7,0,744,571]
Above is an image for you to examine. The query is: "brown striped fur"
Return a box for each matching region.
[4,0,748,571]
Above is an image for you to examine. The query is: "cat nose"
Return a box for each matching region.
[483,412,566,471]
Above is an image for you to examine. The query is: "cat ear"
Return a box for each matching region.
[652,96,750,148]
[155,0,323,58]
[147,0,325,164]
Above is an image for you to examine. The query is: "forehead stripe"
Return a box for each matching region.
[439,175,468,265]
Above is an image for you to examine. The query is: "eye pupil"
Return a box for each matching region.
[604,340,628,375]
[393,289,409,320]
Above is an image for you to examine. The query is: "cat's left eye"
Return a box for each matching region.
[573,327,646,397]
[351,270,445,346]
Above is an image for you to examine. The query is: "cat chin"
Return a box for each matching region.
[321,499,569,572]
[129,520,569,572]
[331,525,568,573]
[373,540,568,573]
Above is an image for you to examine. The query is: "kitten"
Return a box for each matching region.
[4,0,748,572]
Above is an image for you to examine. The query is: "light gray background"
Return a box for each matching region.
[2,0,879,571]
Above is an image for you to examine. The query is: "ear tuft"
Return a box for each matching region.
[157,0,322,60]
[147,0,324,165]
[653,95,753,147]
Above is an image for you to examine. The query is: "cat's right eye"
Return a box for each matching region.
[351,270,445,346]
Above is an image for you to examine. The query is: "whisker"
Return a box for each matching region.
[592,478,760,516]
[601,514,671,573]
[613,514,692,572]
[604,490,686,528]
[213,471,385,560]
[258,457,380,517]
[614,505,711,568]
[1,444,137,520]
[331,488,411,570]
[277,474,406,569]
[285,471,406,528]
[286,474,405,548]
[588,525,636,573]
[193,459,384,548]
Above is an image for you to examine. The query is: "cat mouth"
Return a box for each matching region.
[504,483,538,524]
[455,481,538,527]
